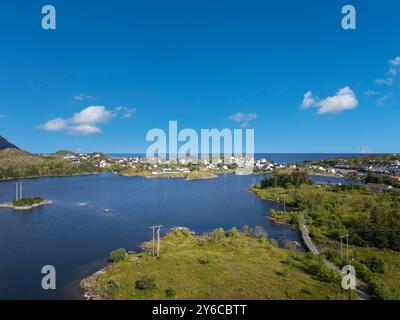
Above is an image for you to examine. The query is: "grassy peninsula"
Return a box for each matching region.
[81,227,347,300]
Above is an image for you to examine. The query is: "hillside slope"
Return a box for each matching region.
[0,135,18,150]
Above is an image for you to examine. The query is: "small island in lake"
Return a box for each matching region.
[0,197,52,211]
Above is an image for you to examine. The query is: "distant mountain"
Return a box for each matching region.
[0,135,18,150]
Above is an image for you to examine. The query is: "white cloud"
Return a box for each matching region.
[116,106,136,119]
[360,145,372,154]
[0,114,6,118]
[74,93,93,101]
[363,90,380,96]
[68,125,102,136]
[389,56,400,66]
[39,117,69,132]
[375,78,394,85]
[366,56,400,106]
[376,92,394,106]
[318,87,358,114]
[301,91,316,108]
[229,112,257,127]
[387,68,398,76]
[73,106,114,125]
[39,106,119,136]
[301,87,358,115]
[374,56,400,86]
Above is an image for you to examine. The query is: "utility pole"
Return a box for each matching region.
[15,182,23,201]
[149,225,162,258]
[339,233,351,300]
[283,195,286,212]
[339,233,349,263]
[149,226,155,257]
[157,226,161,258]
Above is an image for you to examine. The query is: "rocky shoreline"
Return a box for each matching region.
[80,266,111,300]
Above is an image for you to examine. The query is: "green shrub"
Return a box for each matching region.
[352,261,373,282]
[242,225,250,233]
[198,256,210,265]
[135,276,157,290]
[208,228,226,242]
[323,248,344,266]
[226,227,239,237]
[12,196,44,207]
[108,248,127,263]
[252,226,268,238]
[301,288,312,295]
[260,171,312,188]
[166,288,176,297]
[368,280,394,300]
[308,263,340,283]
[106,279,120,296]
[361,256,385,273]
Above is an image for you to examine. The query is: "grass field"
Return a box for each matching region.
[81,228,347,300]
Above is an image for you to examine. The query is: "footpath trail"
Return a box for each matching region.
[300,222,369,300]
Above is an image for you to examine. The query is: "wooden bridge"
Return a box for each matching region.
[299,224,320,255]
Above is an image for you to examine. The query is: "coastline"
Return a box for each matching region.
[80,265,112,300]
[0,172,101,182]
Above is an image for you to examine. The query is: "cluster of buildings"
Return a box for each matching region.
[361,160,400,177]
[62,153,146,169]
[62,153,103,164]
[151,167,190,175]
[305,159,400,180]
[61,152,296,175]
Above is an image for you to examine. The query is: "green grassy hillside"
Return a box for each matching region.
[81,228,347,300]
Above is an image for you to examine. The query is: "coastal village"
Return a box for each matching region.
[58,152,400,192]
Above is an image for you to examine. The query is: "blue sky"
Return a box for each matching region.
[0,0,399,153]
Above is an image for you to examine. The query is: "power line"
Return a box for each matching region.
[339,233,350,263]
[15,182,22,201]
[149,225,162,258]
[339,232,351,301]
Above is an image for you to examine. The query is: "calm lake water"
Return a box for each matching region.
[0,172,357,299]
